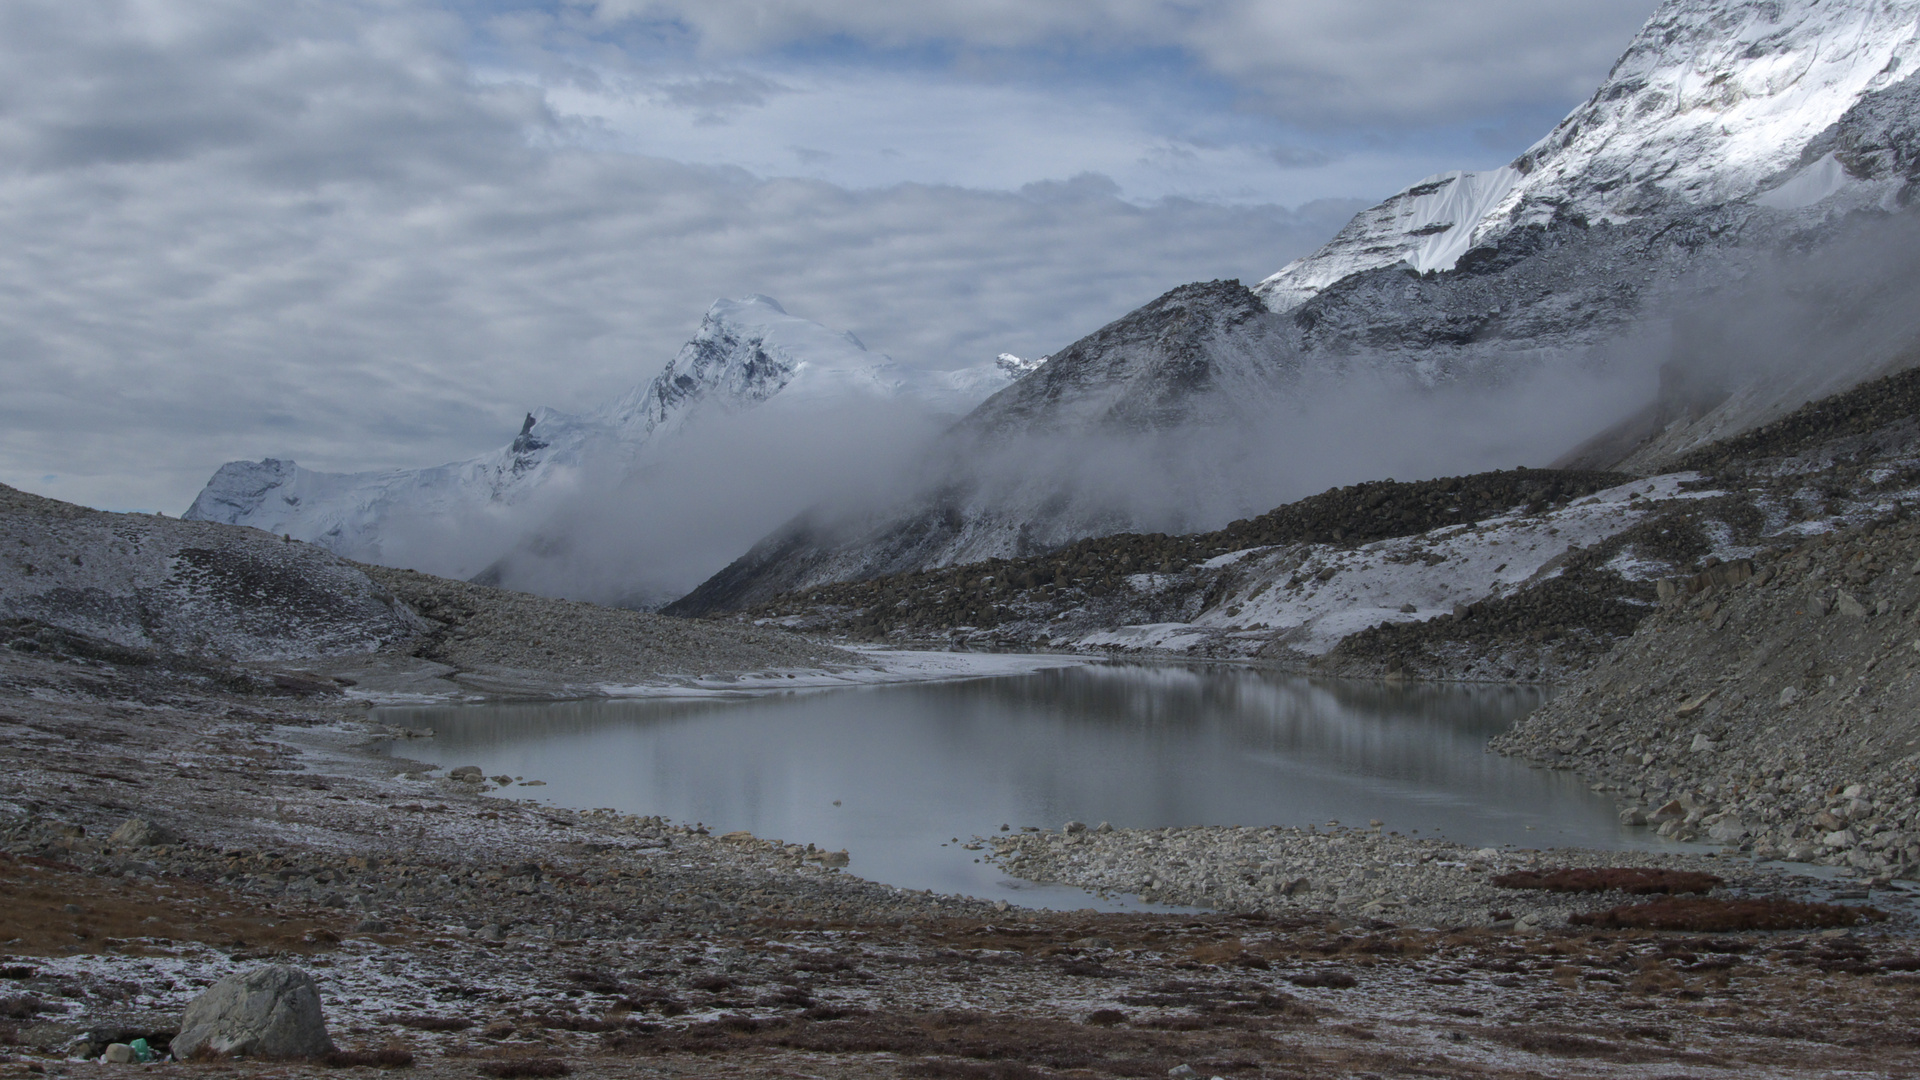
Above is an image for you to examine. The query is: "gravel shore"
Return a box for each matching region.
[6,637,1920,1078]
[984,821,1908,931]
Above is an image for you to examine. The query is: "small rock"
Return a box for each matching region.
[448,766,484,782]
[172,965,334,1060]
[1095,822,1113,834]
[1836,592,1869,618]
[479,923,506,942]
[1064,821,1087,835]
[1690,734,1718,753]
[820,850,850,868]
[1169,1067,1199,1080]
[103,1043,135,1064]
[108,819,176,848]
[1779,686,1800,706]
[1706,819,1748,844]
[993,900,1009,913]
[1619,808,1647,826]
[353,919,390,934]
[1651,800,1687,823]
[1823,829,1857,849]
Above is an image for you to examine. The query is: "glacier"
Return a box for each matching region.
[184,295,1032,584]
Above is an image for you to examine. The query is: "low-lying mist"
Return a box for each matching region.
[473,400,949,608]
[403,209,1920,609]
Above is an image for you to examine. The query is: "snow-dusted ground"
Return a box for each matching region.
[1073,474,1718,657]
[596,648,1085,699]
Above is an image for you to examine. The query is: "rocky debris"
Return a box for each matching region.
[7,640,1920,1078]
[1493,515,1920,879]
[360,565,856,694]
[0,483,425,662]
[106,819,175,849]
[980,822,1850,932]
[172,965,334,1059]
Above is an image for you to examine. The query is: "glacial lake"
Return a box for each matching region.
[372,662,1657,910]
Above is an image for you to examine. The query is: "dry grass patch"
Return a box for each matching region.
[1493,868,1723,895]
[1571,897,1882,932]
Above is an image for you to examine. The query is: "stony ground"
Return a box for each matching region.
[353,566,857,697]
[1494,516,1920,882]
[4,637,1920,1078]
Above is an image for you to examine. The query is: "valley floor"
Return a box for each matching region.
[4,641,1919,1079]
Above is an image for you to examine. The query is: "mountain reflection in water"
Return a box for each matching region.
[374,663,1636,910]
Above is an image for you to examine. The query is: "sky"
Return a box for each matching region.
[0,0,1661,513]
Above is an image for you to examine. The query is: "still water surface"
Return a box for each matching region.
[373,663,1645,909]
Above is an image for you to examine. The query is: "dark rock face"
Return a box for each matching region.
[670,281,1306,616]
[173,965,334,1060]
[1801,73,1920,188]
[958,279,1292,436]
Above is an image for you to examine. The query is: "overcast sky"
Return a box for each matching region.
[0,0,1660,512]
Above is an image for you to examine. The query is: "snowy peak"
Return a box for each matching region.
[1510,0,1920,226]
[1254,169,1522,312]
[611,295,895,441]
[1257,0,1920,312]
[183,294,1029,579]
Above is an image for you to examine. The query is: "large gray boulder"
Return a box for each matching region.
[172,966,334,1060]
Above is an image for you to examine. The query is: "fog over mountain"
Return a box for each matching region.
[673,0,1920,614]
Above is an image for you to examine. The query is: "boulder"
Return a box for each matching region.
[172,966,333,1060]
[108,818,176,848]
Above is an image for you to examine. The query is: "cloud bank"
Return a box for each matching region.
[0,0,1362,512]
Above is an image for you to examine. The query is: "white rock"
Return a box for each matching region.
[172,965,334,1060]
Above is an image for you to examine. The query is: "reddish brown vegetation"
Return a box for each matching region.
[1570,896,1883,931]
[1493,868,1723,895]
[476,1059,571,1078]
[380,1015,473,1032]
[322,1048,415,1068]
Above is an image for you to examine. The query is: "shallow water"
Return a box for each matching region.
[373,663,1647,909]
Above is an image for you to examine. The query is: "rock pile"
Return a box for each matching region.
[1495,520,1920,879]
[982,822,1837,931]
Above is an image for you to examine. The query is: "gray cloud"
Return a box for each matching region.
[0,0,1361,513]
[580,0,1662,127]
[654,72,788,122]
[1269,144,1334,169]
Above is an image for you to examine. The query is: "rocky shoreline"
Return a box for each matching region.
[6,629,1920,1078]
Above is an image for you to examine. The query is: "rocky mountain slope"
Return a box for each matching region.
[183,297,1032,583]
[1,483,423,662]
[679,0,1920,611]
[713,362,1920,693]
[2,480,855,695]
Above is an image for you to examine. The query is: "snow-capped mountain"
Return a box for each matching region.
[1257,0,1920,312]
[673,0,1920,614]
[184,296,1030,579]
